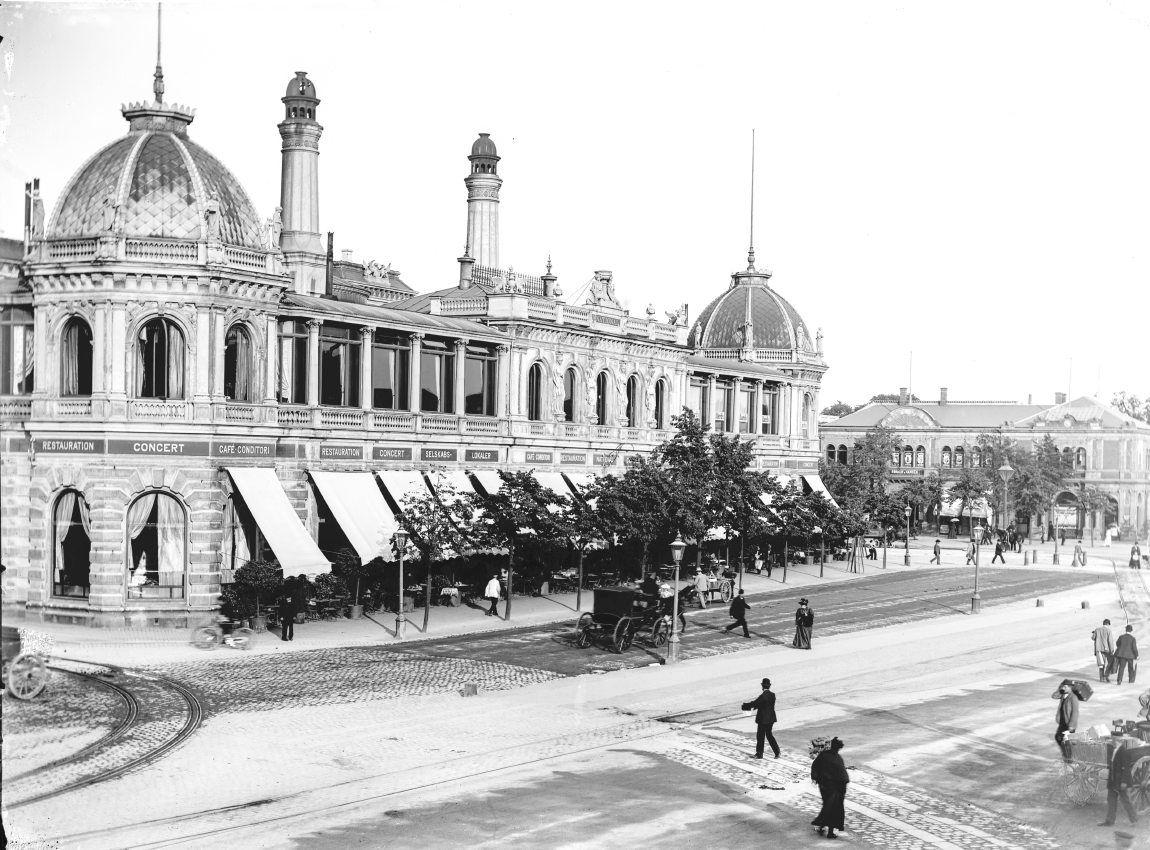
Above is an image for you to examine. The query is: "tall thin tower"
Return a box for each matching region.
[278,71,325,294]
[464,133,502,269]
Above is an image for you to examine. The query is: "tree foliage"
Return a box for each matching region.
[821,400,861,418]
[1112,392,1150,423]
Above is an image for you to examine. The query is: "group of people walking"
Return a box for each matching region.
[1091,619,1139,685]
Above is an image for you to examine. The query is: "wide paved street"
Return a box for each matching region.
[4,566,1146,850]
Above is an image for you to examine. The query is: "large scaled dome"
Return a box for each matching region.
[48,122,264,250]
[688,269,814,353]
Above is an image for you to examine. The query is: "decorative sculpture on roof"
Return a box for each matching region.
[30,184,45,238]
[664,303,688,327]
[816,327,824,355]
[102,192,122,235]
[204,191,221,242]
[740,318,754,349]
[266,206,283,251]
[796,324,808,351]
[646,304,656,319]
[586,270,622,309]
[364,260,393,281]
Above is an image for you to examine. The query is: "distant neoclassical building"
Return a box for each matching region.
[821,389,1150,537]
[0,54,828,626]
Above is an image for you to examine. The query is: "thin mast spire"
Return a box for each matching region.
[153,3,165,103]
[747,129,756,270]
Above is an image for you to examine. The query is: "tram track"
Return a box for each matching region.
[4,664,204,810]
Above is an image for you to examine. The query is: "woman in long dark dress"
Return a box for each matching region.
[811,737,849,839]
[792,598,814,649]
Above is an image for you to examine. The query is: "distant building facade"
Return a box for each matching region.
[821,388,1150,537]
[0,57,827,625]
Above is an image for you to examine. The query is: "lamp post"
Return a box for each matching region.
[999,462,1014,554]
[904,505,912,566]
[971,523,982,613]
[814,526,824,578]
[394,528,409,639]
[668,534,686,665]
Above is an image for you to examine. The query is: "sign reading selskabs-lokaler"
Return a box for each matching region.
[107,439,210,456]
[421,447,458,462]
[33,437,105,454]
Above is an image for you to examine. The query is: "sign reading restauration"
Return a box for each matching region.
[372,446,413,461]
[33,438,105,454]
[560,452,587,465]
[421,447,458,462]
[319,444,364,460]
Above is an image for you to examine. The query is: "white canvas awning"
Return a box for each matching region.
[530,471,573,513]
[225,467,329,574]
[377,470,431,510]
[941,497,989,518]
[471,469,504,496]
[802,474,841,510]
[310,471,396,564]
[562,472,595,494]
[425,470,478,499]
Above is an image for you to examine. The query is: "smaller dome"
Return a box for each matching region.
[688,270,815,354]
[470,133,498,159]
[285,71,317,100]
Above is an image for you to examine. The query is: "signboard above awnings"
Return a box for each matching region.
[310,471,396,564]
[225,467,330,575]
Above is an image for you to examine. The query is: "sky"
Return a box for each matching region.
[2,1,1148,408]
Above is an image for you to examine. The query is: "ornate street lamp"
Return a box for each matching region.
[394,528,409,639]
[668,534,686,665]
[999,462,1014,546]
[904,505,912,566]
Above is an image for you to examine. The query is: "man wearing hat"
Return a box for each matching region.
[793,598,814,649]
[741,677,780,759]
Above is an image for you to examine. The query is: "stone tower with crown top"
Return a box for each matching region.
[278,71,325,294]
[464,133,501,268]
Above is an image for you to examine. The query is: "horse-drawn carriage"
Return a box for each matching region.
[573,586,672,653]
[2,625,50,700]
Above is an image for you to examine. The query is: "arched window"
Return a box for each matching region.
[53,489,91,598]
[223,324,254,402]
[135,317,185,399]
[1061,447,1073,469]
[0,306,35,394]
[827,444,836,463]
[892,447,902,467]
[527,362,543,421]
[1076,447,1087,470]
[942,447,952,468]
[838,445,848,465]
[595,372,609,425]
[971,446,982,468]
[563,368,576,422]
[916,446,926,467]
[625,375,640,428]
[126,492,186,599]
[654,378,667,429]
[954,447,965,468]
[903,446,913,468]
[801,394,812,437]
[60,316,93,397]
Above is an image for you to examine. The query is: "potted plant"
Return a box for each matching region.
[333,549,369,619]
[232,561,283,632]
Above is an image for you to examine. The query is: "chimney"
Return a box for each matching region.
[324,232,334,297]
[1055,392,1067,404]
[939,387,948,406]
[457,248,475,289]
[899,387,909,406]
[1028,393,1032,405]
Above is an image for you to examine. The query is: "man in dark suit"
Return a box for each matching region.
[1115,625,1139,685]
[741,677,780,759]
[1101,743,1150,826]
[1053,681,1079,762]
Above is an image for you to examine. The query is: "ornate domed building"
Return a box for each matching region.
[0,40,828,626]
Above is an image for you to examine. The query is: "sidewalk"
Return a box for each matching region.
[8,557,926,668]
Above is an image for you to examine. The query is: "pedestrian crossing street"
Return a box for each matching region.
[661,726,1061,849]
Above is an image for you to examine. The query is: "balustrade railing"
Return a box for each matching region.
[0,396,32,420]
[277,406,311,427]
[54,398,93,417]
[440,297,487,315]
[319,408,364,428]
[371,411,415,431]
[46,239,98,261]
[128,399,189,420]
[222,403,257,423]
[422,413,459,433]
[464,417,501,435]
[125,238,198,262]
[224,246,267,270]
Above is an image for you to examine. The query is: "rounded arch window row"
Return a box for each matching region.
[526,363,671,429]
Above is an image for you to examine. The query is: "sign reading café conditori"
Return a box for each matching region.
[525,451,553,463]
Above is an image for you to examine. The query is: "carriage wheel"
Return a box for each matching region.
[191,626,220,650]
[651,616,670,647]
[613,618,633,653]
[574,614,593,648]
[1130,757,1150,813]
[6,653,48,700]
[719,580,734,603]
[230,627,256,650]
[1062,762,1103,805]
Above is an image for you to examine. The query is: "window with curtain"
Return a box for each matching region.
[714,382,733,432]
[223,324,254,402]
[954,447,965,467]
[837,446,848,465]
[1076,447,1087,470]
[420,338,454,413]
[135,317,185,399]
[827,445,836,463]
[53,489,91,598]
[60,316,93,397]
[126,491,186,599]
[761,385,778,435]
[372,333,409,410]
[277,319,309,404]
[319,324,360,407]
[654,379,666,429]
[221,494,260,584]
[916,446,926,467]
[625,375,640,427]
[687,378,706,421]
[464,344,496,416]
[1,306,35,395]
[595,372,609,425]
[563,368,576,422]
[526,362,543,421]
[942,447,952,468]
[738,387,754,433]
[892,448,902,467]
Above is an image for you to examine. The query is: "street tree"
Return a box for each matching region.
[821,400,860,418]
[946,466,991,538]
[651,410,716,564]
[400,476,472,632]
[1112,392,1150,423]
[592,456,670,578]
[559,478,607,610]
[893,473,944,535]
[1077,484,1109,546]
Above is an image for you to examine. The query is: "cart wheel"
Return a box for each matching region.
[191,626,219,650]
[230,627,256,650]
[1130,756,1150,813]
[574,613,593,648]
[6,653,48,700]
[719,580,734,603]
[652,616,670,647]
[613,618,633,653]
[1062,762,1103,805]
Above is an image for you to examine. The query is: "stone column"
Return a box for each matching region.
[730,377,742,433]
[108,304,128,404]
[306,319,320,407]
[705,374,717,430]
[264,316,277,402]
[194,306,211,400]
[408,332,423,412]
[753,380,763,435]
[92,301,109,395]
[211,308,226,399]
[453,339,468,416]
[779,383,791,438]
[359,327,373,410]
[495,344,510,420]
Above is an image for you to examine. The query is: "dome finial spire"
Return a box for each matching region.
[746,128,756,271]
[153,2,165,103]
